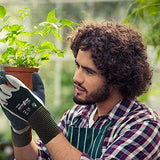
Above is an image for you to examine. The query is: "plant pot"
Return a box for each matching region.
[3,66,39,90]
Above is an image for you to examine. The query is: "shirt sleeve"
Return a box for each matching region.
[80,120,160,160]
[36,139,53,160]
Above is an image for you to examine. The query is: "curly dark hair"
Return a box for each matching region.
[68,21,153,100]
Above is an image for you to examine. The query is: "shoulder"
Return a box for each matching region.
[127,101,160,123]
[116,100,160,135]
[108,101,160,158]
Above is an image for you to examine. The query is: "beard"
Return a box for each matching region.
[73,82,110,105]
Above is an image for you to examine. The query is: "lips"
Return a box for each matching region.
[74,83,86,94]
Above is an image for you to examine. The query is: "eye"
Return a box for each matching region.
[85,68,94,75]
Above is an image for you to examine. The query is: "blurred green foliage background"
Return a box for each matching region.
[0,0,160,159]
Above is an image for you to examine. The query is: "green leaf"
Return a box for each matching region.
[47,9,57,24]
[39,52,50,62]
[149,0,160,5]
[0,5,7,19]
[132,0,140,5]
[18,9,23,14]
[139,0,146,5]
[54,48,64,57]
[8,24,23,32]
[52,31,61,42]
[57,52,64,57]
[39,42,55,51]
[123,14,133,23]
[0,37,8,43]
[25,31,32,37]
[123,7,139,24]
[139,8,144,20]
[15,39,28,48]
[59,19,78,29]
[39,25,53,36]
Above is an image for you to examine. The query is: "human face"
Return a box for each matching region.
[73,49,110,105]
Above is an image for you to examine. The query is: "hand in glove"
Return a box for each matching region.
[0,71,60,144]
[0,72,45,134]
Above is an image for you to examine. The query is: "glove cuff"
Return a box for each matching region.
[11,127,32,147]
[28,106,61,144]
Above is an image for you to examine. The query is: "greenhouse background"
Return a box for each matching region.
[0,0,160,159]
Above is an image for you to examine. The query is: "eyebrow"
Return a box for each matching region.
[75,59,98,74]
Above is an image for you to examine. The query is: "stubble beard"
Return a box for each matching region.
[73,83,110,105]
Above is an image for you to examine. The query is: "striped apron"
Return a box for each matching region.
[67,120,113,159]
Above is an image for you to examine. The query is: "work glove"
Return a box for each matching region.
[0,72,45,134]
[0,71,60,145]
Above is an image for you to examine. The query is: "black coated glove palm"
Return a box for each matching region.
[0,71,44,122]
[0,71,60,144]
[0,72,45,135]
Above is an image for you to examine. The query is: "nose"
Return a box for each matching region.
[73,68,84,84]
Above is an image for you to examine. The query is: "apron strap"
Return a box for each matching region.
[67,120,113,158]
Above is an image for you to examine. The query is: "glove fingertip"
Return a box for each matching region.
[32,72,45,104]
[32,73,44,87]
[0,71,7,85]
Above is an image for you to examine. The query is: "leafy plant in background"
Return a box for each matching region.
[0,5,77,68]
[123,0,160,103]
[124,0,160,64]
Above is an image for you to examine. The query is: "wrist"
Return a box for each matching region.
[11,127,32,147]
[28,106,61,144]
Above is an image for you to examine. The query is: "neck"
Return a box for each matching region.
[94,89,123,121]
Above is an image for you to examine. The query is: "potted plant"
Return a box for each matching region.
[0,5,77,90]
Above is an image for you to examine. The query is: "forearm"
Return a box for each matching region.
[11,128,38,160]
[0,72,44,159]
[29,107,82,159]
[13,139,38,160]
[46,133,81,160]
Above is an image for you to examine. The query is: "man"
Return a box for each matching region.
[0,21,160,160]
